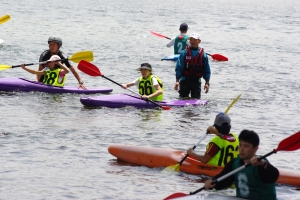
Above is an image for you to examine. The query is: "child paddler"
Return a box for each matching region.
[187,113,239,166]
[21,55,69,87]
[122,63,164,101]
[166,23,190,54]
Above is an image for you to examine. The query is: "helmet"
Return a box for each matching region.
[48,36,62,47]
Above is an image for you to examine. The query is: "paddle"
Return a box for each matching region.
[0,51,93,71]
[164,130,300,199]
[162,94,242,173]
[0,14,10,24]
[150,30,228,61]
[77,60,171,110]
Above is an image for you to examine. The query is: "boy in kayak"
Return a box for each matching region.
[21,55,69,87]
[166,23,189,54]
[121,63,164,101]
[204,130,279,200]
[174,33,210,99]
[38,36,86,89]
[187,113,239,166]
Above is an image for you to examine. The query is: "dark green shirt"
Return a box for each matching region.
[213,156,279,200]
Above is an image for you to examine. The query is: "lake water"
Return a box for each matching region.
[1,0,300,199]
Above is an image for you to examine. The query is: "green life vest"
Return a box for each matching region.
[174,35,189,54]
[138,75,164,101]
[233,156,277,200]
[207,133,239,166]
[42,67,66,87]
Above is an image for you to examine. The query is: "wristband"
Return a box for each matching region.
[79,81,84,85]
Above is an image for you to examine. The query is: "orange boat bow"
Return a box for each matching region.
[108,144,300,187]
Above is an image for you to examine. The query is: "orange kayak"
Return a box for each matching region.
[108,144,300,187]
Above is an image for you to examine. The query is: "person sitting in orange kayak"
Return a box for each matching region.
[121,63,164,101]
[187,113,239,166]
[21,55,69,87]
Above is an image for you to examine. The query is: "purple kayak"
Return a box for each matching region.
[80,94,207,108]
[0,78,113,94]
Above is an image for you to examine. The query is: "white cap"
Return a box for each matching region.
[48,55,61,62]
[189,33,201,40]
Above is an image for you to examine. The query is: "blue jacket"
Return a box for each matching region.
[175,47,211,83]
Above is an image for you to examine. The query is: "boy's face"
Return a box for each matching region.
[48,42,59,54]
[238,140,258,160]
[189,38,201,48]
[140,69,151,78]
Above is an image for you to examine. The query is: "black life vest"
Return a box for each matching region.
[183,46,204,79]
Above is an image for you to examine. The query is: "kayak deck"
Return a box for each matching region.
[0,77,113,94]
[161,54,179,61]
[108,144,300,187]
[80,94,207,108]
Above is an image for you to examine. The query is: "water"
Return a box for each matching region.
[1,0,300,199]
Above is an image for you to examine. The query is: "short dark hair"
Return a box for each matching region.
[214,124,231,135]
[239,130,260,147]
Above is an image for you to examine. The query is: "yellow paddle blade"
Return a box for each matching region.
[161,163,180,173]
[0,14,11,24]
[0,64,12,71]
[68,51,93,63]
[224,93,242,114]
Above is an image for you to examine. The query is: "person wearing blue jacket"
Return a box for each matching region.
[174,33,211,99]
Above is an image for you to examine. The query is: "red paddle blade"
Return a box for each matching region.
[210,54,228,61]
[150,30,171,40]
[161,106,171,110]
[78,60,103,77]
[276,131,300,152]
[163,192,188,200]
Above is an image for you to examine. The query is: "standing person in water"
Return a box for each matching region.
[204,130,279,200]
[38,36,86,89]
[122,63,164,101]
[166,23,190,54]
[174,33,211,99]
[21,55,69,87]
[187,113,239,166]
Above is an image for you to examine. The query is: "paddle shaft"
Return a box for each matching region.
[11,59,69,68]
[190,149,276,195]
[178,133,208,165]
[101,75,166,109]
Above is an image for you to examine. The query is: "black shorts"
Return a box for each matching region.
[179,79,201,99]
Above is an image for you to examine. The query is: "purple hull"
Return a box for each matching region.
[80,94,207,108]
[0,78,113,94]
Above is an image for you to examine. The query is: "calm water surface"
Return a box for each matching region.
[1,0,300,199]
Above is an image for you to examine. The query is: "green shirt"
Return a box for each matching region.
[174,35,189,54]
[233,156,277,200]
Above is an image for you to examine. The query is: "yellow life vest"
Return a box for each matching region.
[138,75,164,101]
[207,132,239,166]
[42,67,66,87]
